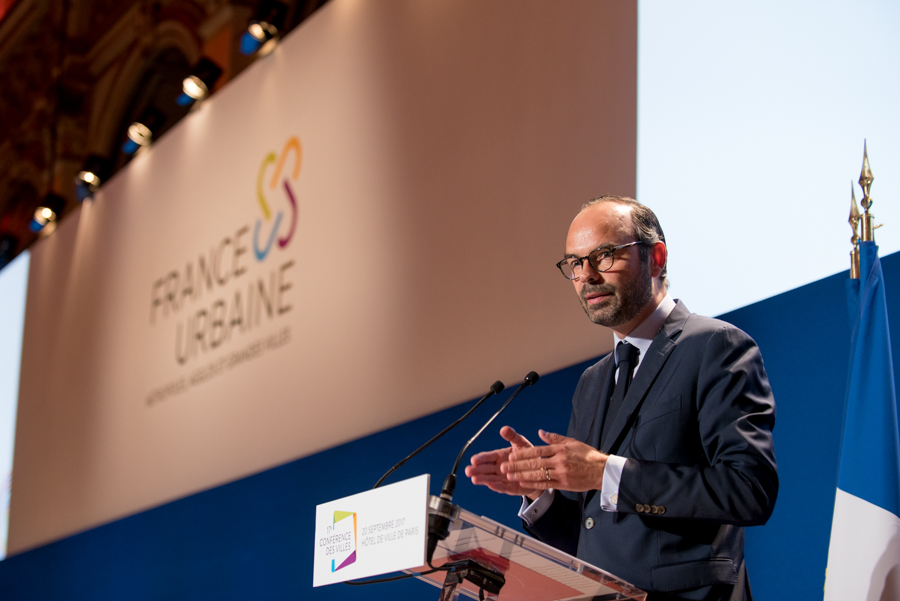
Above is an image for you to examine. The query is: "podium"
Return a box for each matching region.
[409,495,647,601]
[313,475,646,601]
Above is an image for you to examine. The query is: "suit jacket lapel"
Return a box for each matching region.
[601,301,691,454]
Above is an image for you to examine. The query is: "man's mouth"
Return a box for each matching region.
[583,289,613,306]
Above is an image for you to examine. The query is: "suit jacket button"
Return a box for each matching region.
[635,504,644,513]
[657,506,666,515]
[650,505,659,514]
[584,517,595,529]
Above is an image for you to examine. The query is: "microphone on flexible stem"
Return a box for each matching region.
[427,371,539,563]
[345,381,507,588]
[373,380,505,489]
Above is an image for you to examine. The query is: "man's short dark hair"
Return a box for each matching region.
[581,196,668,289]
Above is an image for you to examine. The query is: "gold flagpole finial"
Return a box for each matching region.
[849,182,861,279]
[859,139,874,203]
[858,140,877,242]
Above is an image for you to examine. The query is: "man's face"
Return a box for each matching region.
[564,203,653,333]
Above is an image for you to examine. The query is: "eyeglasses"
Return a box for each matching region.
[556,241,644,280]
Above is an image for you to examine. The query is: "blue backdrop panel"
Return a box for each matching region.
[3,252,899,600]
[0,366,578,600]
[721,266,853,599]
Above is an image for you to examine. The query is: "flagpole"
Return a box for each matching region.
[858,140,877,242]
[826,141,900,601]
[849,183,860,279]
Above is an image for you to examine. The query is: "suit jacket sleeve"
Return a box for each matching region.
[617,323,778,525]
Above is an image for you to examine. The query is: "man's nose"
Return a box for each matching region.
[578,259,602,283]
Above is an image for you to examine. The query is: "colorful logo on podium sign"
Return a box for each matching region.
[312,475,429,588]
[331,511,357,572]
[254,137,301,261]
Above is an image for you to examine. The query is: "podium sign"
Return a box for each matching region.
[312,474,429,586]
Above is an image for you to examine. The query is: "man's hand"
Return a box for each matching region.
[464,426,542,499]
[502,430,608,493]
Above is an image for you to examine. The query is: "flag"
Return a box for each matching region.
[824,241,900,600]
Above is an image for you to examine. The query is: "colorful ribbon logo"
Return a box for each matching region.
[254,137,301,261]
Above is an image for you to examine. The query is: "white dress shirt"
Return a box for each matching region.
[520,294,676,525]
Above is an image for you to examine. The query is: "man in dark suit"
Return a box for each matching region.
[465,197,777,600]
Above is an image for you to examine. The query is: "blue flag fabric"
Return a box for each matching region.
[840,241,900,518]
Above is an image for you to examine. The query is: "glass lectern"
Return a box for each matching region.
[406,498,647,601]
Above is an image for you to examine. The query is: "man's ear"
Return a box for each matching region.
[649,242,667,278]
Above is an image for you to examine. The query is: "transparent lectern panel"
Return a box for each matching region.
[406,504,646,601]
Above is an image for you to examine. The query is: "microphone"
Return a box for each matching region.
[373,380,505,489]
[427,371,539,563]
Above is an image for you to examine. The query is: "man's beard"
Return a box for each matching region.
[579,260,653,327]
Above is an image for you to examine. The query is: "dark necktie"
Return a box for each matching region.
[600,341,639,451]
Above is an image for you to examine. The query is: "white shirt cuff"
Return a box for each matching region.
[518,489,556,527]
[599,455,627,512]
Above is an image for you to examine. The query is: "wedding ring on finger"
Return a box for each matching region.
[543,467,551,481]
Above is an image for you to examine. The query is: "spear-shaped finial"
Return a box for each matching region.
[859,139,874,208]
[849,182,861,278]
[858,141,877,242]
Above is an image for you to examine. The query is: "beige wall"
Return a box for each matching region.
[9,0,636,554]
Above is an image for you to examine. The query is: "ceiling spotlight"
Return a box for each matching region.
[127,122,152,146]
[78,171,99,186]
[122,109,164,155]
[177,58,223,106]
[240,0,287,56]
[30,194,66,233]
[75,155,108,200]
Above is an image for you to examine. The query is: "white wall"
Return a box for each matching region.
[638,0,900,317]
[0,251,29,558]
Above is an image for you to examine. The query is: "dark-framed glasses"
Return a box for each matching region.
[556,241,644,280]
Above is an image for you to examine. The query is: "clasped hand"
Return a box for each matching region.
[464,426,609,500]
